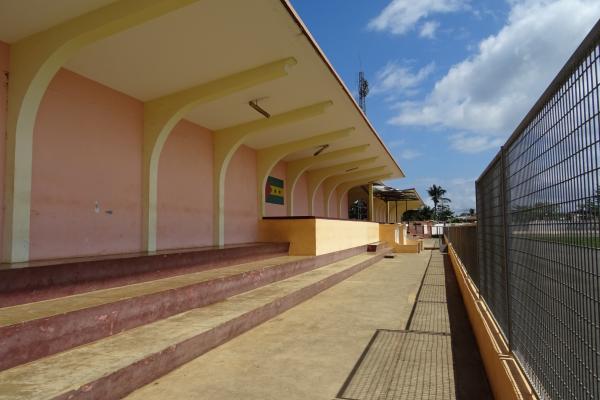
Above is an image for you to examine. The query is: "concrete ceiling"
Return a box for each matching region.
[0,0,404,177]
[0,0,117,43]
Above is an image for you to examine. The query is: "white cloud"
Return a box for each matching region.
[450,132,505,153]
[389,0,600,153]
[368,0,465,35]
[445,178,477,211]
[372,62,435,95]
[399,149,423,160]
[419,21,440,39]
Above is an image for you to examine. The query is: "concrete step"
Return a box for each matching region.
[0,251,388,400]
[367,241,391,253]
[0,245,369,371]
[0,242,290,307]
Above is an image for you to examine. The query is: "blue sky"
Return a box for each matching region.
[291,0,600,212]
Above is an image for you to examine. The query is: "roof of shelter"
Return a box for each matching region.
[372,185,424,205]
[0,0,405,180]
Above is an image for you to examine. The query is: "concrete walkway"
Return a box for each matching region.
[126,250,490,399]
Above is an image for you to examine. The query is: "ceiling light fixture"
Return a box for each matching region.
[313,144,329,156]
[249,99,271,118]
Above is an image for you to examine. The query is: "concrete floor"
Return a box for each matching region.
[126,251,431,400]
[423,238,442,249]
[336,251,491,400]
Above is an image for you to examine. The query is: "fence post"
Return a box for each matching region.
[473,223,480,300]
[500,145,513,348]
[474,181,479,299]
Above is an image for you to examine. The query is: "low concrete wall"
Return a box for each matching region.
[446,238,537,400]
[378,224,422,253]
[259,218,379,256]
[315,219,379,255]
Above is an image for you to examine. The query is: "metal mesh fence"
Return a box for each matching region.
[446,21,600,400]
[505,37,600,400]
[443,224,478,286]
[476,158,511,338]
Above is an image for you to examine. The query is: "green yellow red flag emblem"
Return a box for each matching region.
[265,176,284,205]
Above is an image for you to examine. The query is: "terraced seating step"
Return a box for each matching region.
[0,252,387,400]
[0,244,371,371]
[366,241,387,252]
[0,242,290,307]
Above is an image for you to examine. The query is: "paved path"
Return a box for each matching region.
[422,238,442,249]
[126,250,491,399]
[338,251,491,400]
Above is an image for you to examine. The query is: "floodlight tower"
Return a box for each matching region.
[358,71,369,113]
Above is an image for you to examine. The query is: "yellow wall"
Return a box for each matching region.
[378,223,422,253]
[446,239,537,400]
[259,218,379,256]
[315,219,379,255]
[258,218,316,255]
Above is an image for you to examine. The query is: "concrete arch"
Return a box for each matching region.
[4,0,201,262]
[143,58,297,251]
[321,166,387,217]
[336,173,393,218]
[213,101,332,246]
[306,158,378,215]
[285,145,370,216]
[255,128,353,217]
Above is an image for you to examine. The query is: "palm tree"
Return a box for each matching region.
[427,184,451,221]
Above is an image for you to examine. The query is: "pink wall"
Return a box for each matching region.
[293,172,309,216]
[22,65,268,258]
[157,120,213,250]
[30,69,143,260]
[264,160,286,217]
[224,145,258,244]
[313,185,325,217]
[0,41,9,261]
[340,192,349,219]
[329,191,338,219]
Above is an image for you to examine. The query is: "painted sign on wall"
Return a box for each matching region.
[266,176,284,205]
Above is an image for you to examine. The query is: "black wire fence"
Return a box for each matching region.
[444,224,478,283]
[445,21,600,400]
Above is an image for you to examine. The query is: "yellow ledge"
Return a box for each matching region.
[378,224,422,253]
[445,239,538,400]
[259,218,379,256]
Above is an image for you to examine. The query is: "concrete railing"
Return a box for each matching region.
[259,217,379,256]
[378,223,423,253]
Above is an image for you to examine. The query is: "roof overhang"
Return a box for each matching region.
[372,185,425,210]
[0,0,404,178]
